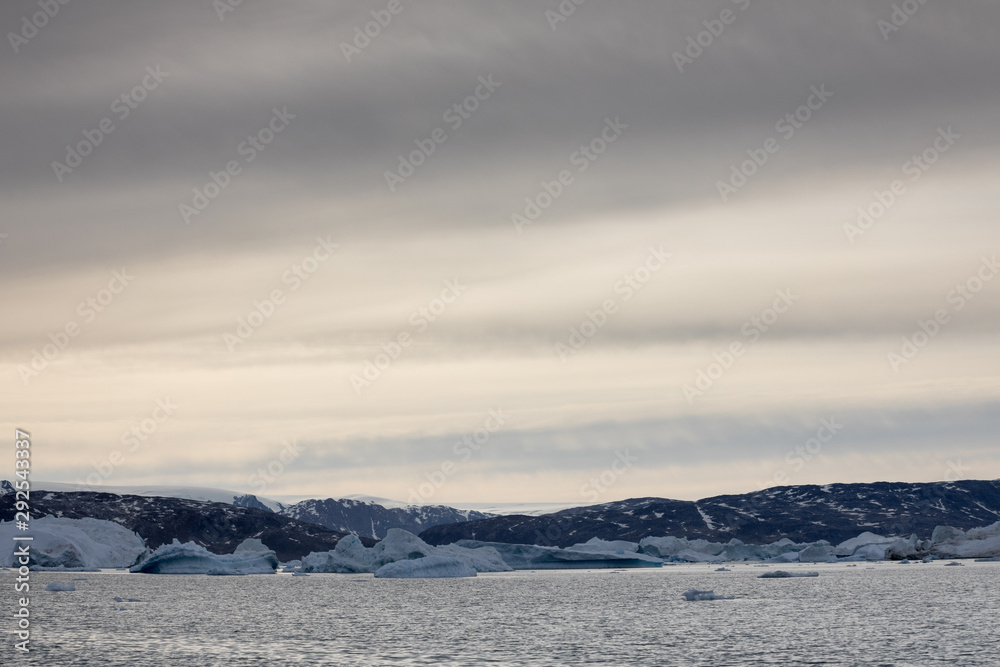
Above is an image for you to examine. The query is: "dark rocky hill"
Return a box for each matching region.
[419,479,1000,547]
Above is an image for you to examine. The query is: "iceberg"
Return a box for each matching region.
[715,567,731,571]
[374,555,477,578]
[797,545,837,563]
[0,517,146,570]
[944,561,963,566]
[455,539,662,570]
[130,538,278,574]
[681,588,733,601]
[301,529,512,575]
[928,521,1000,559]
[45,582,76,591]
[758,570,819,578]
[568,538,640,554]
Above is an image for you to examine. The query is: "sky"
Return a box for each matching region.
[2,0,999,504]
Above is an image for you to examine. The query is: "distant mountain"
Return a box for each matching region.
[28,481,287,512]
[0,491,374,561]
[419,479,1000,547]
[278,497,495,539]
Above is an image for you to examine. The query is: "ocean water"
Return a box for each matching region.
[2,561,998,665]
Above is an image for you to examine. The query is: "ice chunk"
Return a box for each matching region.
[131,538,278,574]
[681,588,733,601]
[0,517,146,570]
[944,561,963,566]
[374,555,477,578]
[758,570,819,578]
[45,582,76,591]
[715,567,731,571]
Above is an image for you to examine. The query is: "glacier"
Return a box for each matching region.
[0,517,146,570]
[130,538,278,574]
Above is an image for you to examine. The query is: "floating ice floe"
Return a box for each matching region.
[45,582,76,591]
[681,589,734,601]
[944,561,963,566]
[130,538,278,575]
[758,570,819,578]
[302,529,511,576]
[374,555,477,578]
[715,567,731,571]
[0,517,146,570]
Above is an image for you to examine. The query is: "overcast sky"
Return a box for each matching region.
[3,0,999,504]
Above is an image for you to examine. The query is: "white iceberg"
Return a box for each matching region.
[302,529,512,575]
[568,538,640,554]
[374,555,477,578]
[928,521,1000,559]
[0,517,147,570]
[758,570,819,578]
[45,582,76,591]
[130,538,278,574]
[681,588,733,601]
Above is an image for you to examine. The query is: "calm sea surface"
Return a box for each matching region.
[2,561,998,666]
